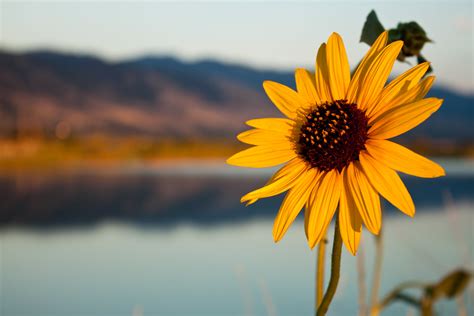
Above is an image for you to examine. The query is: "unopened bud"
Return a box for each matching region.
[388,22,432,62]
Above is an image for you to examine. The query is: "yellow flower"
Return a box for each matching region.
[227,32,445,255]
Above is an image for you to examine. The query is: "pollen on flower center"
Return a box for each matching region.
[297,100,369,172]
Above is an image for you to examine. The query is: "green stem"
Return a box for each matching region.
[316,216,343,316]
[371,281,428,315]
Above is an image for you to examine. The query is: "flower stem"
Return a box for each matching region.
[357,244,367,316]
[316,230,327,310]
[316,216,343,316]
[369,228,384,316]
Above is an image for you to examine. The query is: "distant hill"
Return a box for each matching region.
[0,50,472,146]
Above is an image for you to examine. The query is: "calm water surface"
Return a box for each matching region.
[1,159,473,316]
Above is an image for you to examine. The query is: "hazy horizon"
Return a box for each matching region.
[1,1,472,94]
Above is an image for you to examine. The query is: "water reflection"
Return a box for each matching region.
[1,210,472,316]
[0,161,473,228]
[0,161,473,316]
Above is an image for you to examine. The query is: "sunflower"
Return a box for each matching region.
[227,32,445,255]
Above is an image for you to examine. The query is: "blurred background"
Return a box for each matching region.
[0,1,472,315]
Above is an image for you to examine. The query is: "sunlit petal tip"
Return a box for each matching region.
[377,30,389,40]
[411,61,432,78]
[225,157,239,167]
[344,243,357,256]
[314,43,332,102]
[429,98,444,112]
[295,68,320,105]
[226,153,250,167]
[240,194,258,206]
[262,81,304,119]
[427,167,445,178]
[326,32,350,99]
[339,183,362,255]
[236,133,250,144]
[272,230,284,243]
[245,118,295,131]
[246,199,258,206]
[227,144,296,168]
[244,119,255,127]
[346,30,389,104]
[272,221,284,243]
[372,226,381,235]
[240,194,257,206]
[425,75,436,85]
[392,40,404,49]
[439,167,446,177]
[307,233,321,249]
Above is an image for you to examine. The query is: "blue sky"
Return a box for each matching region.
[1,1,472,93]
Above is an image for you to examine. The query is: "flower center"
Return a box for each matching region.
[296,100,368,172]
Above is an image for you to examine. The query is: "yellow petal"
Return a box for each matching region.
[338,178,362,255]
[273,168,319,242]
[237,128,291,146]
[315,43,332,103]
[359,152,415,217]
[356,41,404,112]
[246,118,294,132]
[369,98,443,139]
[307,170,342,248]
[346,31,388,103]
[365,139,445,178]
[295,68,320,105]
[368,62,431,117]
[369,75,435,124]
[345,162,381,235]
[241,157,309,205]
[326,33,351,100]
[227,144,296,168]
[263,81,305,119]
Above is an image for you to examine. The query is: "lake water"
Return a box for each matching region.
[0,159,473,316]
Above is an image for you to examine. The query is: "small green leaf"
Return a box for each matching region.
[360,10,385,46]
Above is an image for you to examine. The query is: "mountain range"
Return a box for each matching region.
[0,50,472,147]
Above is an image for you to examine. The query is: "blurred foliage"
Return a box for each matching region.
[426,269,471,301]
[373,269,472,316]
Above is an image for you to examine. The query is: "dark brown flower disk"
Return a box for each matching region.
[297,100,369,172]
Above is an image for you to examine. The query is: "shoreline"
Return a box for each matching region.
[1,138,473,172]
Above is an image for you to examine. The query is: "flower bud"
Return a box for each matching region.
[388,22,432,62]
